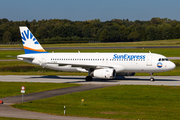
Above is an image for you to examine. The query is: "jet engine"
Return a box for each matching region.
[92,68,116,79]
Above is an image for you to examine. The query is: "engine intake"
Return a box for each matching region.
[92,68,116,79]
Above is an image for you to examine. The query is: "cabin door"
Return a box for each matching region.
[146,55,152,66]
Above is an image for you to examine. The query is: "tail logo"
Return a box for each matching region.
[19,26,47,54]
[21,30,39,45]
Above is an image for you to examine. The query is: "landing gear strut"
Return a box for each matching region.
[150,73,154,82]
[85,68,94,81]
[85,76,92,81]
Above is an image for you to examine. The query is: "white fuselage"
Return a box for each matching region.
[17,52,176,74]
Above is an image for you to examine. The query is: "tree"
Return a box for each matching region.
[119,25,129,42]
[162,24,171,39]
[0,28,4,42]
[99,29,109,42]
[146,26,157,40]
[172,24,180,39]
[35,27,48,40]
[157,23,171,40]
[91,27,98,38]
[128,31,140,41]
[150,17,164,25]
[3,31,12,43]
[83,28,91,38]
[109,31,120,42]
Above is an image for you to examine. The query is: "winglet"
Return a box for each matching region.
[19,26,48,54]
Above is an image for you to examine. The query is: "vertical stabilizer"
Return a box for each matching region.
[19,26,48,54]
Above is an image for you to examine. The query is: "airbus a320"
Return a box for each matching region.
[17,27,176,81]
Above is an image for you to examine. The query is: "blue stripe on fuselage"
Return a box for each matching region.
[24,49,49,54]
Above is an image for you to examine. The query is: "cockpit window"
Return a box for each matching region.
[158,58,169,61]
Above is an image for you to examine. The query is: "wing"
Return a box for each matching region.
[46,61,124,72]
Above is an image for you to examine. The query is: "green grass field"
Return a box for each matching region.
[0,117,34,120]
[1,39,180,48]
[0,82,79,98]
[12,85,180,120]
[1,48,180,60]
[0,39,180,59]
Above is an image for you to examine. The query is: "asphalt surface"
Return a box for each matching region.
[0,75,180,86]
[0,84,110,120]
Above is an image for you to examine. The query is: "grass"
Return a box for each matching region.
[1,48,180,60]
[12,85,180,120]
[0,61,87,76]
[0,117,34,120]
[0,60,180,76]
[0,82,79,98]
[1,39,180,48]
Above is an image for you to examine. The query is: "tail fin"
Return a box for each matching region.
[19,26,48,54]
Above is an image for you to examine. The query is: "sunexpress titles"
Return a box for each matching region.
[113,54,146,60]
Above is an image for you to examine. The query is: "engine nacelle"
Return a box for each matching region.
[116,72,136,76]
[92,68,116,79]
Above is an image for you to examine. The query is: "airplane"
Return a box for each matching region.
[17,26,176,82]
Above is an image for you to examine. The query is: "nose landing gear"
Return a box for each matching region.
[150,73,154,82]
[150,77,154,82]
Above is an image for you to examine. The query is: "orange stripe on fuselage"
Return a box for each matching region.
[23,46,46,52]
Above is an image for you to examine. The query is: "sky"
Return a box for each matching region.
[0,0,180,22]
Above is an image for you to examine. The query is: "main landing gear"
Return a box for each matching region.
[150,73,154,82]
[86,69,94,81]
[85,76,92,81]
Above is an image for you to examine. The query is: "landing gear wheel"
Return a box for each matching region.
[150,77,154,82]
[85,76,92,81]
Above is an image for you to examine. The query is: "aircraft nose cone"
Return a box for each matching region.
[169,62,176,70]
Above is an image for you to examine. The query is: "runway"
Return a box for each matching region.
[0,75,180,86]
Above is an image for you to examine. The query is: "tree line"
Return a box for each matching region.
[0,17,180,44]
